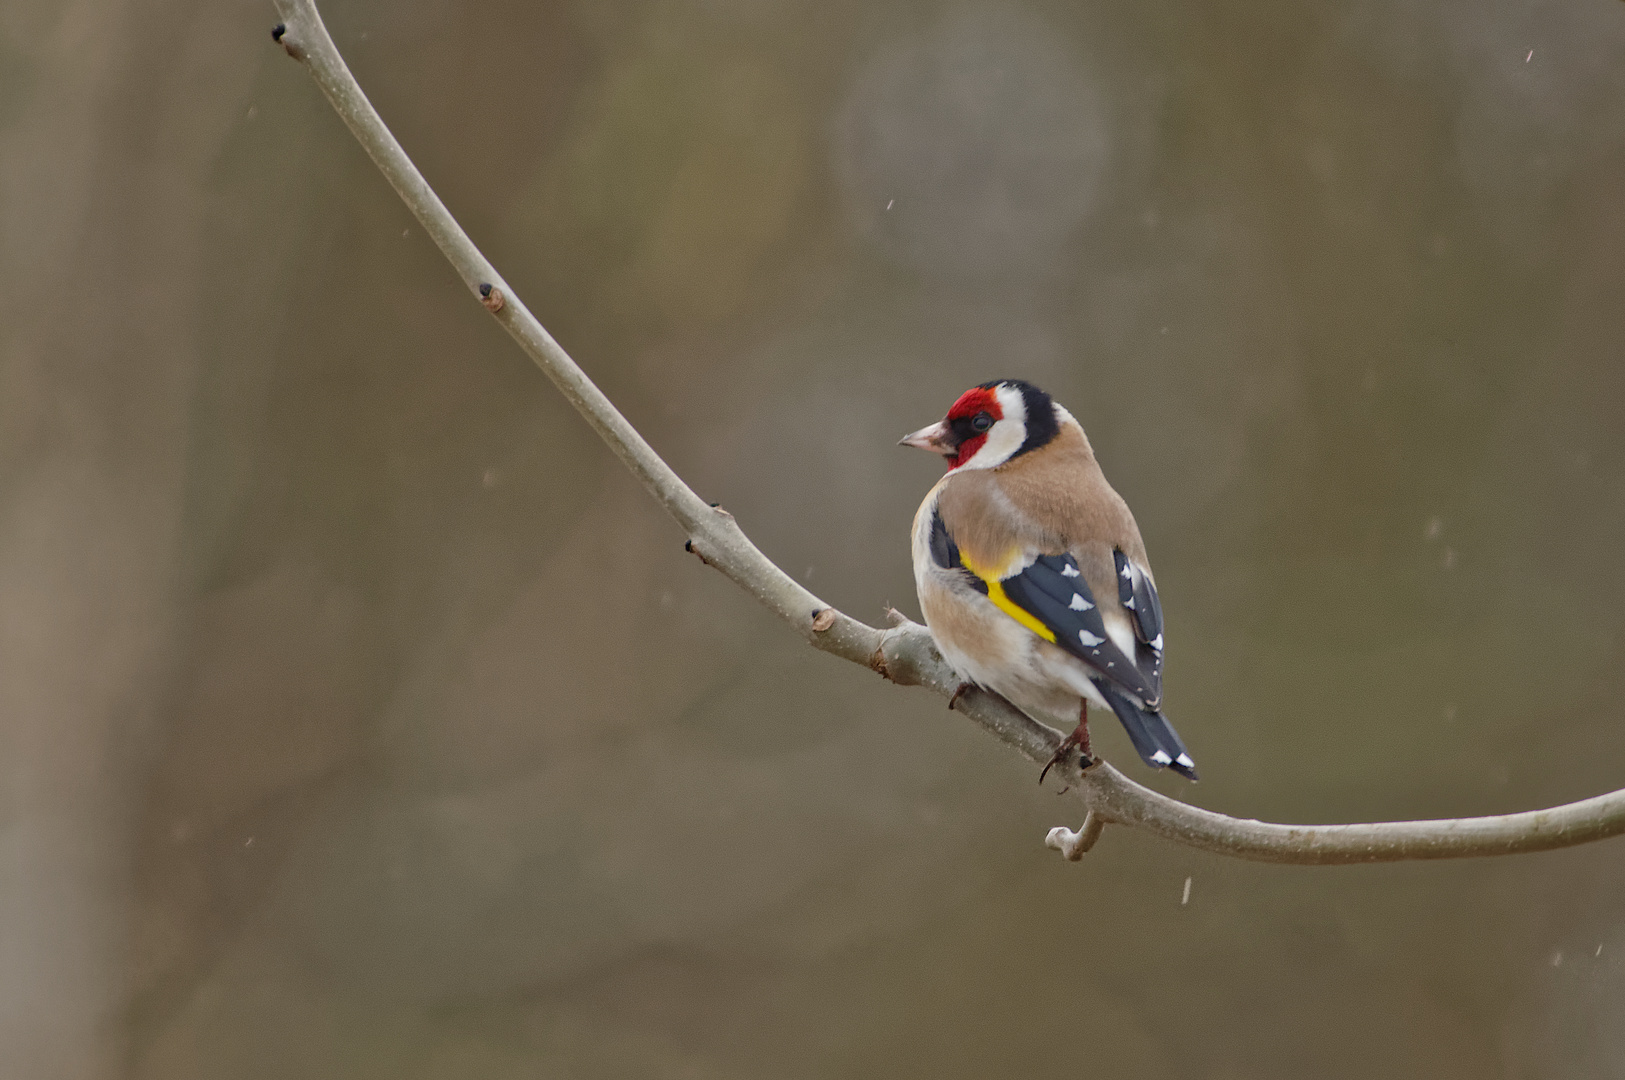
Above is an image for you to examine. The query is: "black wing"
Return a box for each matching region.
[1114,549,1165,701]
[1114,548,1164,647]
[928,509,989,595]
[999,553,1161,707]
[960,543,1195,780]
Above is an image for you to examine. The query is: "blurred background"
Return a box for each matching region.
[3,0,1624,1076]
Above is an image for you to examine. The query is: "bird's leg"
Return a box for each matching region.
[1039,700,1094,785]
[947,682,975,711]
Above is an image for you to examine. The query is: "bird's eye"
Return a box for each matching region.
[971,411,994,433]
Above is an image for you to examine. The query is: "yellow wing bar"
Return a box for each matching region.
[957,551,1057,643]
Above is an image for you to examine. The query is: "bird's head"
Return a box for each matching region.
[899,379,1059,471]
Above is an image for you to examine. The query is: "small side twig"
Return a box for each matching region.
[1046,813,1106,861]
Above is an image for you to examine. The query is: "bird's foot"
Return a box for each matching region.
[1040,708,1094,785]
[1039,734,1095,785]
[947,682,974,711]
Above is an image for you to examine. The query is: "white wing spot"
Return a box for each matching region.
[1061,563,1081,578]
[1176,753,1195,769]
[1069,594,1092,611]
[1120,563,1133,579]
[1123,596,1136,609]
[1078,630,1104,647]
[1150,634,1163,651]
[1151,750,1172,765]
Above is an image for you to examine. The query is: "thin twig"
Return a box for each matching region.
[268,0,1625,865]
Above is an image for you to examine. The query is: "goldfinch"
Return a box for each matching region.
[901,380,1198,782]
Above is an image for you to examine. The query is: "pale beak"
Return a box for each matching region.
[898,421,953,454]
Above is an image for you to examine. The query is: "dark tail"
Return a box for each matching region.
[1093,679,1199,781]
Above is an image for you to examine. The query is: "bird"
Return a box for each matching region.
[900,379,1198,782]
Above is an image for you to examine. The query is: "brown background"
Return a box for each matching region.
[3,0,1624,1076]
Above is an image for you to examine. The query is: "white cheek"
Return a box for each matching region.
[954,384,1030,471]
[957,421,1025,470]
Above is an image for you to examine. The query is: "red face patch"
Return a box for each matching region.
[942,387,1003,470]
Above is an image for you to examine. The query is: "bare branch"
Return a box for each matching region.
[268,0,1625,865]
[1050,763,1625,864]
